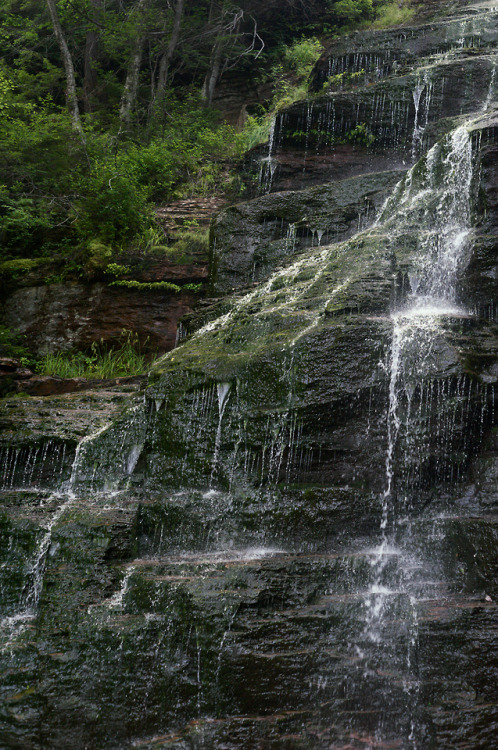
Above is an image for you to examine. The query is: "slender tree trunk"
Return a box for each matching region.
[45,0,85,143]
[155,0,184,102]
[119,0,148,132]
[201,0,225,107]
[201,39,223,106]
[119,38,145,130]
[83,0,102,113]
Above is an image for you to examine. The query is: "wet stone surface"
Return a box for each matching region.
[0,1,497,748]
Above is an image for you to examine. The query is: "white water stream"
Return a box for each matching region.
[0,423,111,648]
[357,124,477,746]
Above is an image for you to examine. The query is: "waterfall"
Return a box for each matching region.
[411,72,433,159]
[358,124,477,746]
[381,125,473,494]
[1,4,496,746]
[258,117,278,194]
[0,424,111,649]
[210,382,231,484]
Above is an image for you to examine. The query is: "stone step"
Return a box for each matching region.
[155,197,227,235]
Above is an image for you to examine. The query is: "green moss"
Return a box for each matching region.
[0,257,47,275]
[109,279,181,293]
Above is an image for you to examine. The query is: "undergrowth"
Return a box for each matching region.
[240,37,324,150]
[36,331,151,379]
[373,1,414,28]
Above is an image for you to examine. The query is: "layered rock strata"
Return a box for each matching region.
[0,2,497,749]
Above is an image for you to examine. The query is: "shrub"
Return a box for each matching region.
[75,164,151,245]
[240,38,323,151]
[373,1,414,28]
[0,325,29,359]
[328,0,375,25]
[0,196,52,257]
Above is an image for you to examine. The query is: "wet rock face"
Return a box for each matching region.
[242,5,497,195]
[210,170,403,293]
[1,2,497,749]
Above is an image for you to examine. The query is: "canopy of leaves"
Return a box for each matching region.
[0,0,402,276]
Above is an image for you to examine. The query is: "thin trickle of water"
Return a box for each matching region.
[0,489,76,646]
[106,565,136,609]
[258,117,278,194]
[483,58,497,111]
[215,605,238,703]
[411,72,433,159]
[126,443,143,475]
[0,423,115,648]
[210,383,231,485]
[175,321,188,347]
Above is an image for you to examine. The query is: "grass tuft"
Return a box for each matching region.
[36,331,151,379]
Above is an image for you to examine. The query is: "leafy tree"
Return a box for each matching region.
[0,0,391,274]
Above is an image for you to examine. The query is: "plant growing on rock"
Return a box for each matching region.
[36,331,152,379]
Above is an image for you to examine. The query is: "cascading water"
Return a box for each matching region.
[0,423,110,649]
[258,117,278,194]
[325,123,478,750]
[0,4,496,748]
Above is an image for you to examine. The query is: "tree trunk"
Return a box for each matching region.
[83,0,102,113]
[155,0,184,102]
[119,0,148,132]
[201,0,225,107]
[45,0,85,142]
[201,39,223,107]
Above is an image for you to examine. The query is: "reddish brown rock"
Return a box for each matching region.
[0,358,32,378]
[17,374,146,397]
[18,376,87,396]
[1,283,198,356]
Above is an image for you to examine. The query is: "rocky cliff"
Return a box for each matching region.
[0,2,497,749]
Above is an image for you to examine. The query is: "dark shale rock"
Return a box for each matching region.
[0,3,497,749]
[210,170,403,293]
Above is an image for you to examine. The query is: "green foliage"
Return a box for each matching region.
[323,69,366,91]
[36,331,151,379]
[240,37,323,151]
[372,1,414,28]
[0,257,45,276]
[165,227,209,261]
[0,0,413,273]
[239,114,274,151]
[105,262,132,278]
[271,37,323,105]
[0,195,53,257]
[0,325,29,359]
[75,164,151,246]
[0,94,240,265]
[109,280,182,293]
[328,0,375,24]
[342,122,376,147]
[280,37,324,79]
[82,240,113,274]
